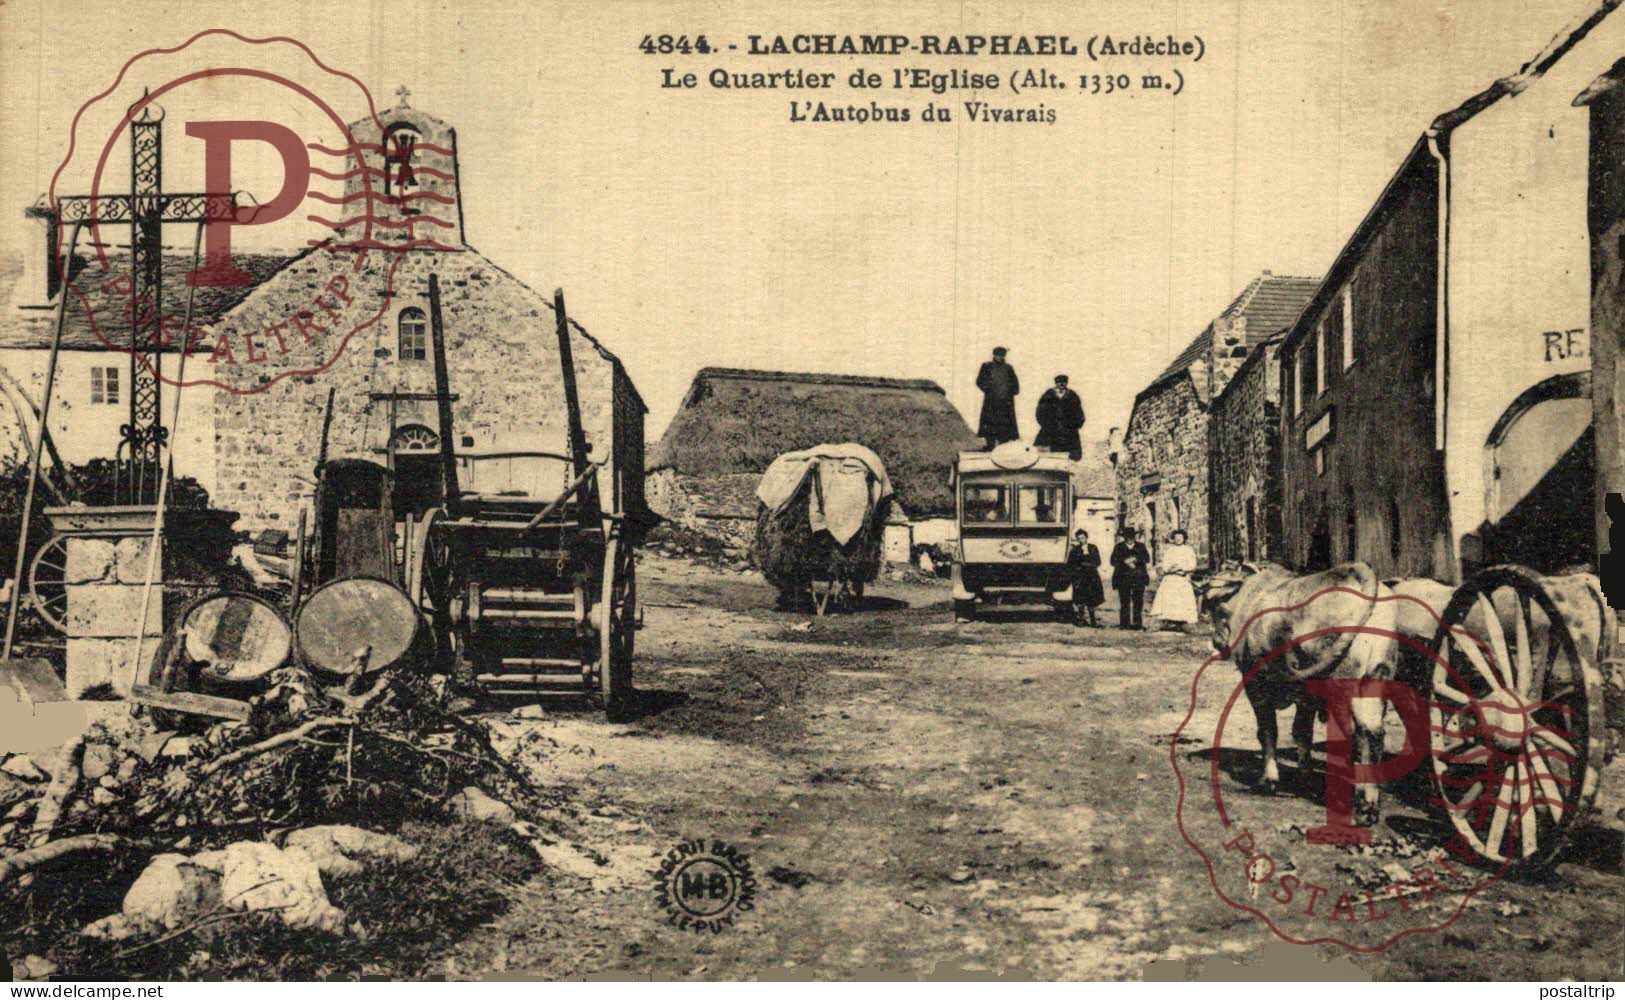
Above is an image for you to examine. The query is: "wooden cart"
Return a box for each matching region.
[1419,566,1612,871]
[401,278,644,718]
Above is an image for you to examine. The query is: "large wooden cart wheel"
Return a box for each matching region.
[1428,566,1606,870]
[28,533,69,633]
[405,507,453,612]
[597,533,636,719]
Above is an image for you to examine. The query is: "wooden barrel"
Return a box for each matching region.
[294,577,421,677]
[180,593,292,690]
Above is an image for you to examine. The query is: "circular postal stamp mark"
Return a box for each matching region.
[1171,580,1526,951]
[653,838,758,933]
[48,29,417,396]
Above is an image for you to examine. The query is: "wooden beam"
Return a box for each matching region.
[129,684,252,722]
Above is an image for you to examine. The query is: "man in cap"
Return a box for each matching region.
[975,347,1021,449]
[1034,373,1085,460]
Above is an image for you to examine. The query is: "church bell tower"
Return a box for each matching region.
[340,86,464,248]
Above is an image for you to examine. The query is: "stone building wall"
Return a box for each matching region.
[1209,342,1282,565]
[210,247,636,532]
[1116,374,1209,565]
[645,469,760,552]
[204,102,642,533]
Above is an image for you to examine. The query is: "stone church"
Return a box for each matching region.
[0,93,646,533]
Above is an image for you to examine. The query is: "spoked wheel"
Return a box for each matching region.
[406,508,454,612]
[598,532,636,720]
[28,533,69,633]
[1428,566,1606,871]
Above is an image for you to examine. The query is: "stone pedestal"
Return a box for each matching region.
[43,508,169,698]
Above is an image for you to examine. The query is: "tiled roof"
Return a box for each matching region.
[1151,273,1321,387]
[0,250,295,351]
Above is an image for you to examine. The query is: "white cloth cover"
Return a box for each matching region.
[756,443,894,546]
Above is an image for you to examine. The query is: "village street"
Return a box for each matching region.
[442,554,1625,982]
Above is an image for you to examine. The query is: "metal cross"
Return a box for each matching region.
[35,94,238,502]
[395,84,412,108]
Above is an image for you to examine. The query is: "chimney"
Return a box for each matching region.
[15,202,61,307]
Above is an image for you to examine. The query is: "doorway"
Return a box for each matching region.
[389,424,446,517]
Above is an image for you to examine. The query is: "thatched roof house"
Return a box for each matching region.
[649,368,980,528]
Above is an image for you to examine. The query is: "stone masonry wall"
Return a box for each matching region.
[61,535,165,697]
[1209,343,1282,565]
[1117,374,1209,565]
[210,247,630,533]
[645,468,759,553]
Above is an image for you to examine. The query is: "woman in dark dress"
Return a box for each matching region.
[1068,529,1106,627]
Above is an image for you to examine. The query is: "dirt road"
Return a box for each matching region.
[450,556,1625,981]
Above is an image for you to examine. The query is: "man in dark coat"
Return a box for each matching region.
[1034,374,1085,460]
[1110,527,1151,629]
[975,347,1020,448]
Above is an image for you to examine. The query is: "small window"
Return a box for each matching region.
[398,307,427,361]
[1315,319,1328,396]
[963,485,1008,523]
[90,366,120,405]
[1294,349,1306,415]
[1342,284,1355,369]
[1016,484,1065,524]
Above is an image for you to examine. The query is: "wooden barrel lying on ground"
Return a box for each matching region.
[294,577,422,679]
[179,592,292,693]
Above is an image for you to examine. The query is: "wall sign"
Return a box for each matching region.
[1542,327,1588,362]
[1305,408,1334,452]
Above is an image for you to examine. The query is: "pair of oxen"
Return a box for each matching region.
[1199,561,1609,829]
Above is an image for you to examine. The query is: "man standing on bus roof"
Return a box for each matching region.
[1034,374,1085,461]
[975,346,1020,449]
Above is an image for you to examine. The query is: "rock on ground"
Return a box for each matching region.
[121,853,223,930]
[93,840,348,938]
[449,786,516,824]
[196,841,346,933]
[283,825,419,879]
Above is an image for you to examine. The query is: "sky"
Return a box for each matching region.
[0,0,1599,446]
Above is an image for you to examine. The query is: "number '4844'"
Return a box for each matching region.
[640,34,711,54]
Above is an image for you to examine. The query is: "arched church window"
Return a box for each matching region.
[399,307,427,360]
[390,424,440,453]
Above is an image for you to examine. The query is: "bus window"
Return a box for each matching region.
[963,485,1008,523]
[1017,484,1065,524]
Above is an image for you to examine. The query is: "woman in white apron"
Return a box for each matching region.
[1150,529,1199,628]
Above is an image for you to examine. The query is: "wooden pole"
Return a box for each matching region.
[125,221,206,696]
[3,219,85,660]
[553,288,591,481]
[426,274,461,516]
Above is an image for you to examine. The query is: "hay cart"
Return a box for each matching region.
[401,279,642,717]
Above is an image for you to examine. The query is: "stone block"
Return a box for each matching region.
[65,637,153,697]
[63,539,115,585]
[64,585,164,638]
[114,537,161,584]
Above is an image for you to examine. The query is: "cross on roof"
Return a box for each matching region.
[395,84,412,108]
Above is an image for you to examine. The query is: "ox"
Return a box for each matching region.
[1201,562,1402,827]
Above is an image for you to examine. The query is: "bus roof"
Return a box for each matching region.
[954,448,1075,477]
